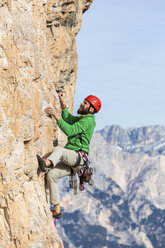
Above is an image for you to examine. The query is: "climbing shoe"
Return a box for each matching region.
[37,155,49,173]
[51,207,62,219]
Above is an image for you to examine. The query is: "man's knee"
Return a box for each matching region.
[52,146,63,154]
[47,169,58,182]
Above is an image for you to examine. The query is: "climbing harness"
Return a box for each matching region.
[69,150,94,195]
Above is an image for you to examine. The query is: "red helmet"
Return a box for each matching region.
[85,95,101,112]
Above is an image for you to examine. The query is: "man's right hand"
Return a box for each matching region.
[58,92,66,108]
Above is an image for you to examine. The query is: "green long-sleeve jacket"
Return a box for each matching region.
[57,107,96,153]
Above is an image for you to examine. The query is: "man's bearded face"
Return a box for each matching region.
[77,99,90,115]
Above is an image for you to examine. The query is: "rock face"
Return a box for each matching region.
[57,125,165,248]
[0,1,94,247]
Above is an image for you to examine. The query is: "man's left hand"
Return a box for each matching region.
[45,107,60,121]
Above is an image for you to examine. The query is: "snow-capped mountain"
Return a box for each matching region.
[56,125,165,248]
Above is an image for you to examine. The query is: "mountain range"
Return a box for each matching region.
[56,125,165,248]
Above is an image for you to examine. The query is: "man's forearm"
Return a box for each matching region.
[52,114,61,122]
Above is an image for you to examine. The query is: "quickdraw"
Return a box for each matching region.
[69,170,78,195]
[78,151,94,191]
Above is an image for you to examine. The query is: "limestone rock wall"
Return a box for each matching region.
[0,0,94,247]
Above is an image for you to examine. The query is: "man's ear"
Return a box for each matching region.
[89,106,95,114]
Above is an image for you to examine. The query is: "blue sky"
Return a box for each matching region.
[74,0,165,130]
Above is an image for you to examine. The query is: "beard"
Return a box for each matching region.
[77,106,89,115]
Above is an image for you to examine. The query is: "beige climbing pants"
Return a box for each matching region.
[47,147,85,205]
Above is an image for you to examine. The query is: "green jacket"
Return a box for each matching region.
[57,107,96,153]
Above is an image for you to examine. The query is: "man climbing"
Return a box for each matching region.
[37,93,101,219]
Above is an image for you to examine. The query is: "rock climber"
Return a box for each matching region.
[37,93,101,219]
